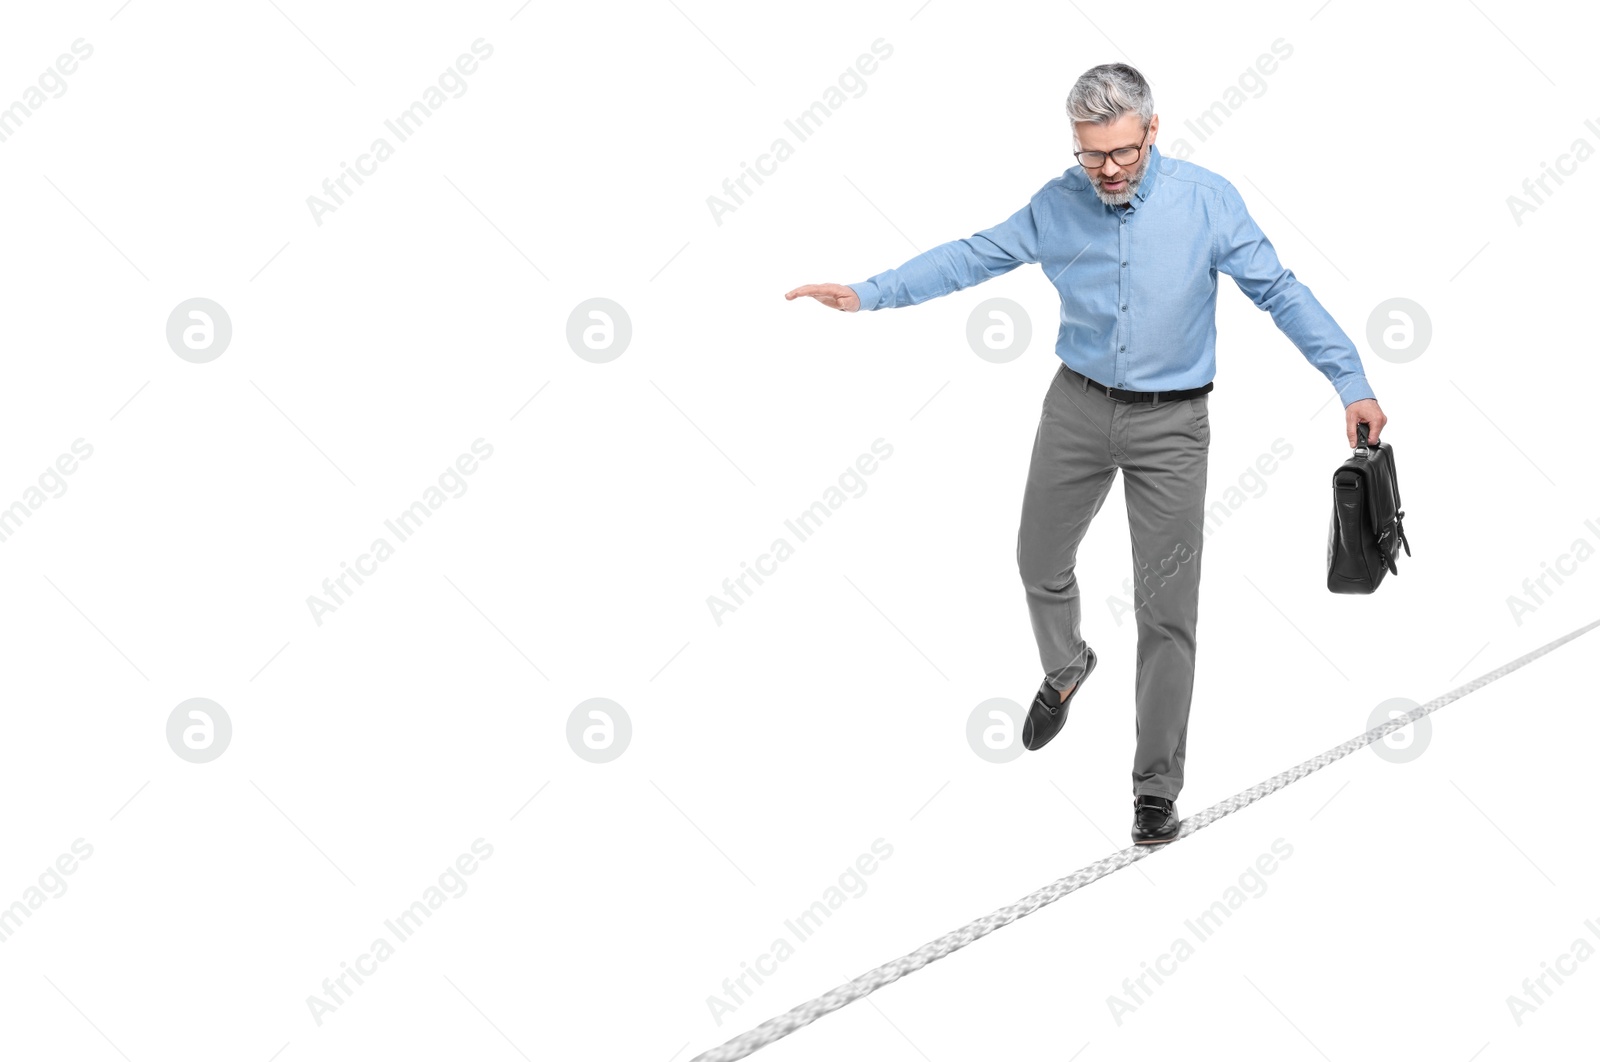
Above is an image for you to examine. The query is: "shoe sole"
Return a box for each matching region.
[1022,647,1098,752]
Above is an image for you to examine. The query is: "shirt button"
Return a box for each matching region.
[1119,345,1126,352]
[1121,261,1128,266]
[1121,304,1127,311]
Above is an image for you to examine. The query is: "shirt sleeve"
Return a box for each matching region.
[849,197,1043,312]
[1213,180,1376,406]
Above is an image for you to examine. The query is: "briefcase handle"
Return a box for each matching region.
[1354,421,1377,456]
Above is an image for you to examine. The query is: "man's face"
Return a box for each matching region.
[1075,112,1157,207]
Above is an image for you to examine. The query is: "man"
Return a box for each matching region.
[785,63,1387,845]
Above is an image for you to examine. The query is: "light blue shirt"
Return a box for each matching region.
[848,143,1376,405]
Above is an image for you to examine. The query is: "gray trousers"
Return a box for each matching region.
[1016,363,1210,801]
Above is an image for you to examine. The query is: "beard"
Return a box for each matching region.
[1090,151,1152,207]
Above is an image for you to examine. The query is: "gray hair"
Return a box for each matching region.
[1065,63,1153,130]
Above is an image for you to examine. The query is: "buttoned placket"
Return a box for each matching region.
[1115,202,1132,387]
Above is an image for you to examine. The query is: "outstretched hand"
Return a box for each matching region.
[1345,398,1386,447]
[785,283,860,312]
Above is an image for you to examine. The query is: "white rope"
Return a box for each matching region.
[690,615,1600,1062]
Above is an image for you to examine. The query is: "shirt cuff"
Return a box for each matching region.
[1336,374,1376,406]
[848,280,880,312]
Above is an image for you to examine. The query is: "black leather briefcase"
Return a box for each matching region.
[1327,422,1411,594]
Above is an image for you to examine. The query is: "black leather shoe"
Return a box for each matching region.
[1131,794,1179,844]
[1021,647,1097,752]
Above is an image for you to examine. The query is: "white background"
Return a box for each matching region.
[1,1,1597,1060]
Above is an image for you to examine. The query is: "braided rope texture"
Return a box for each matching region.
[691,616,1600,1062]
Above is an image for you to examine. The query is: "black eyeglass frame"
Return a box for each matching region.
[1073,122,1152,170]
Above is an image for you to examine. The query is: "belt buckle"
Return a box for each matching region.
[1103,382,1126,403]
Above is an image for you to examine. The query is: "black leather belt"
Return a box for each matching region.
[1067,366,1213,404]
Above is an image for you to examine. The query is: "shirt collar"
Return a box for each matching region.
[1124,142,1162,213]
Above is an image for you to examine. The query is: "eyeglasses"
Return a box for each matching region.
[1074,125,1150,170]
